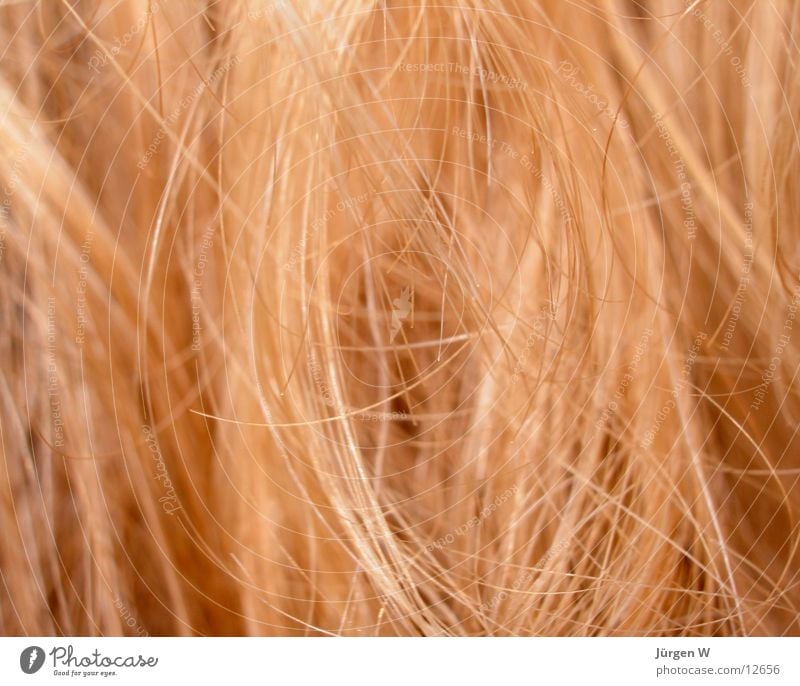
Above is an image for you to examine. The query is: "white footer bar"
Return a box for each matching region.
[1,637,798,685]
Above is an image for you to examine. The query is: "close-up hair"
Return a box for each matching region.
[0,0,799,637]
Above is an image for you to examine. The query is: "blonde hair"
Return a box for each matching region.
[1,0,799,636]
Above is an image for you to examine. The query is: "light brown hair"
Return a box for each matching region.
[0,0,798,635]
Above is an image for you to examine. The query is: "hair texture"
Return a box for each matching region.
[0,0,799,637]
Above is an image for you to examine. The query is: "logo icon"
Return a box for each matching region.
[20,646,45,674]
[390,286,413,342]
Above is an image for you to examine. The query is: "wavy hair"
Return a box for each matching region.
[1,0,799,636]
